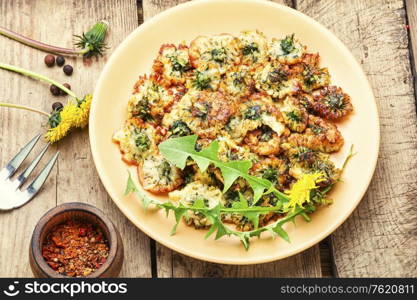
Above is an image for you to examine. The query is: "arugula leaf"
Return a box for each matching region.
[158,135,196,169]
[232,193,260,229]
[124,173,138,195]
[124,175,307,250]
[125,172,153,209]
[204,204,230,240]
[271,225,290,242]
[123,139,349,249]
[170,206,188,235]
[158,135,288,204]
[150,200,189,235]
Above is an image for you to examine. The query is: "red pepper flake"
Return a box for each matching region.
[79,227,87,236]
[155,125,168,136]
[42,219,109,277]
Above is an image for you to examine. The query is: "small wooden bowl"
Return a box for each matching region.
[29,202,124,278]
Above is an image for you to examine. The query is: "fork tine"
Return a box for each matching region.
[15,143,50,189]
[1,134,41,180]
[25,152,59,199]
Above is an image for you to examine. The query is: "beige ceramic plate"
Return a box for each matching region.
[90,0,379,264]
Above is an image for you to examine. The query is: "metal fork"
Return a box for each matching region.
[0,134,59,210]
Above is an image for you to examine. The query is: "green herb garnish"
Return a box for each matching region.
[211,48,227,64]
[158,135,287,203]
[303,66,319,87]
[133,99,152,121]
[262,168,278,183]
[280,34,295,55]
[125,172,305,249]
[134,131,150,152]
[169,56,191,74]
[326,94,346,110]
[243,105,262,120]
[124,136,352,250]
[242,42,259,56]
[286,111,302,122]
[192,70,211,90]
[158,160,173,181]
[169,120,192,137]
[268,68,288,83]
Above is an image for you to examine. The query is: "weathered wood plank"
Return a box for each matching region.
[298,0,417,277]
[0,0,59,277]
[406,0,417,91]
[54,0,152,278]
[0,0,152,277]
[143,0,322,278]
[160,244,321,277]
[142,0,190,21]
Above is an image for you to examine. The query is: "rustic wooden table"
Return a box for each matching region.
[0,0,416,278]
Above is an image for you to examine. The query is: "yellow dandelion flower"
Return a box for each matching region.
[0,62,94,143]
[45,120,72,143]
[285,172,324,211]
[74,94,92,128]
[59,102,79,125]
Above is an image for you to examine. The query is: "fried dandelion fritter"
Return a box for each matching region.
[114,30,353,231]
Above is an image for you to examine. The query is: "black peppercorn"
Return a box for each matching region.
[60,83,71,95]
[63,65,73,76]
[56,56,65,67]
[52,102,64,111]
[50,85,61,96]
[44,55,55,67]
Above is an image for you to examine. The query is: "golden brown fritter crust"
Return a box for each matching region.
[310,86,353,120]
[115,30,353,231]
[138,154,183,194]
[190,90,237,139]
[152,44,192,88]
[251,156,291,189]
[279,96,309,133]
[287,115,344,153]
[244,128,281,156]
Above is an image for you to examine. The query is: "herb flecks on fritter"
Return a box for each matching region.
[310,86,353,120]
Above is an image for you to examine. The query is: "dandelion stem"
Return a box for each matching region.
[0,102,50,117]
[0,20,108,58]
[342,144,356,171]
[0,26,85,56]
[0,62,78,99]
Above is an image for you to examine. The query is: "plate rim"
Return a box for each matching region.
[89,0,380,265]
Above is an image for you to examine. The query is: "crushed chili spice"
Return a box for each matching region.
[42,219,109,277]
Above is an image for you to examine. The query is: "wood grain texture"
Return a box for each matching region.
[53,0,152,278]
[0,0,58,277]
[143,0,322,278]
[0,0,152,277]
[142,0,190,21]
[298,0,417,277]
[406,0,417,91]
